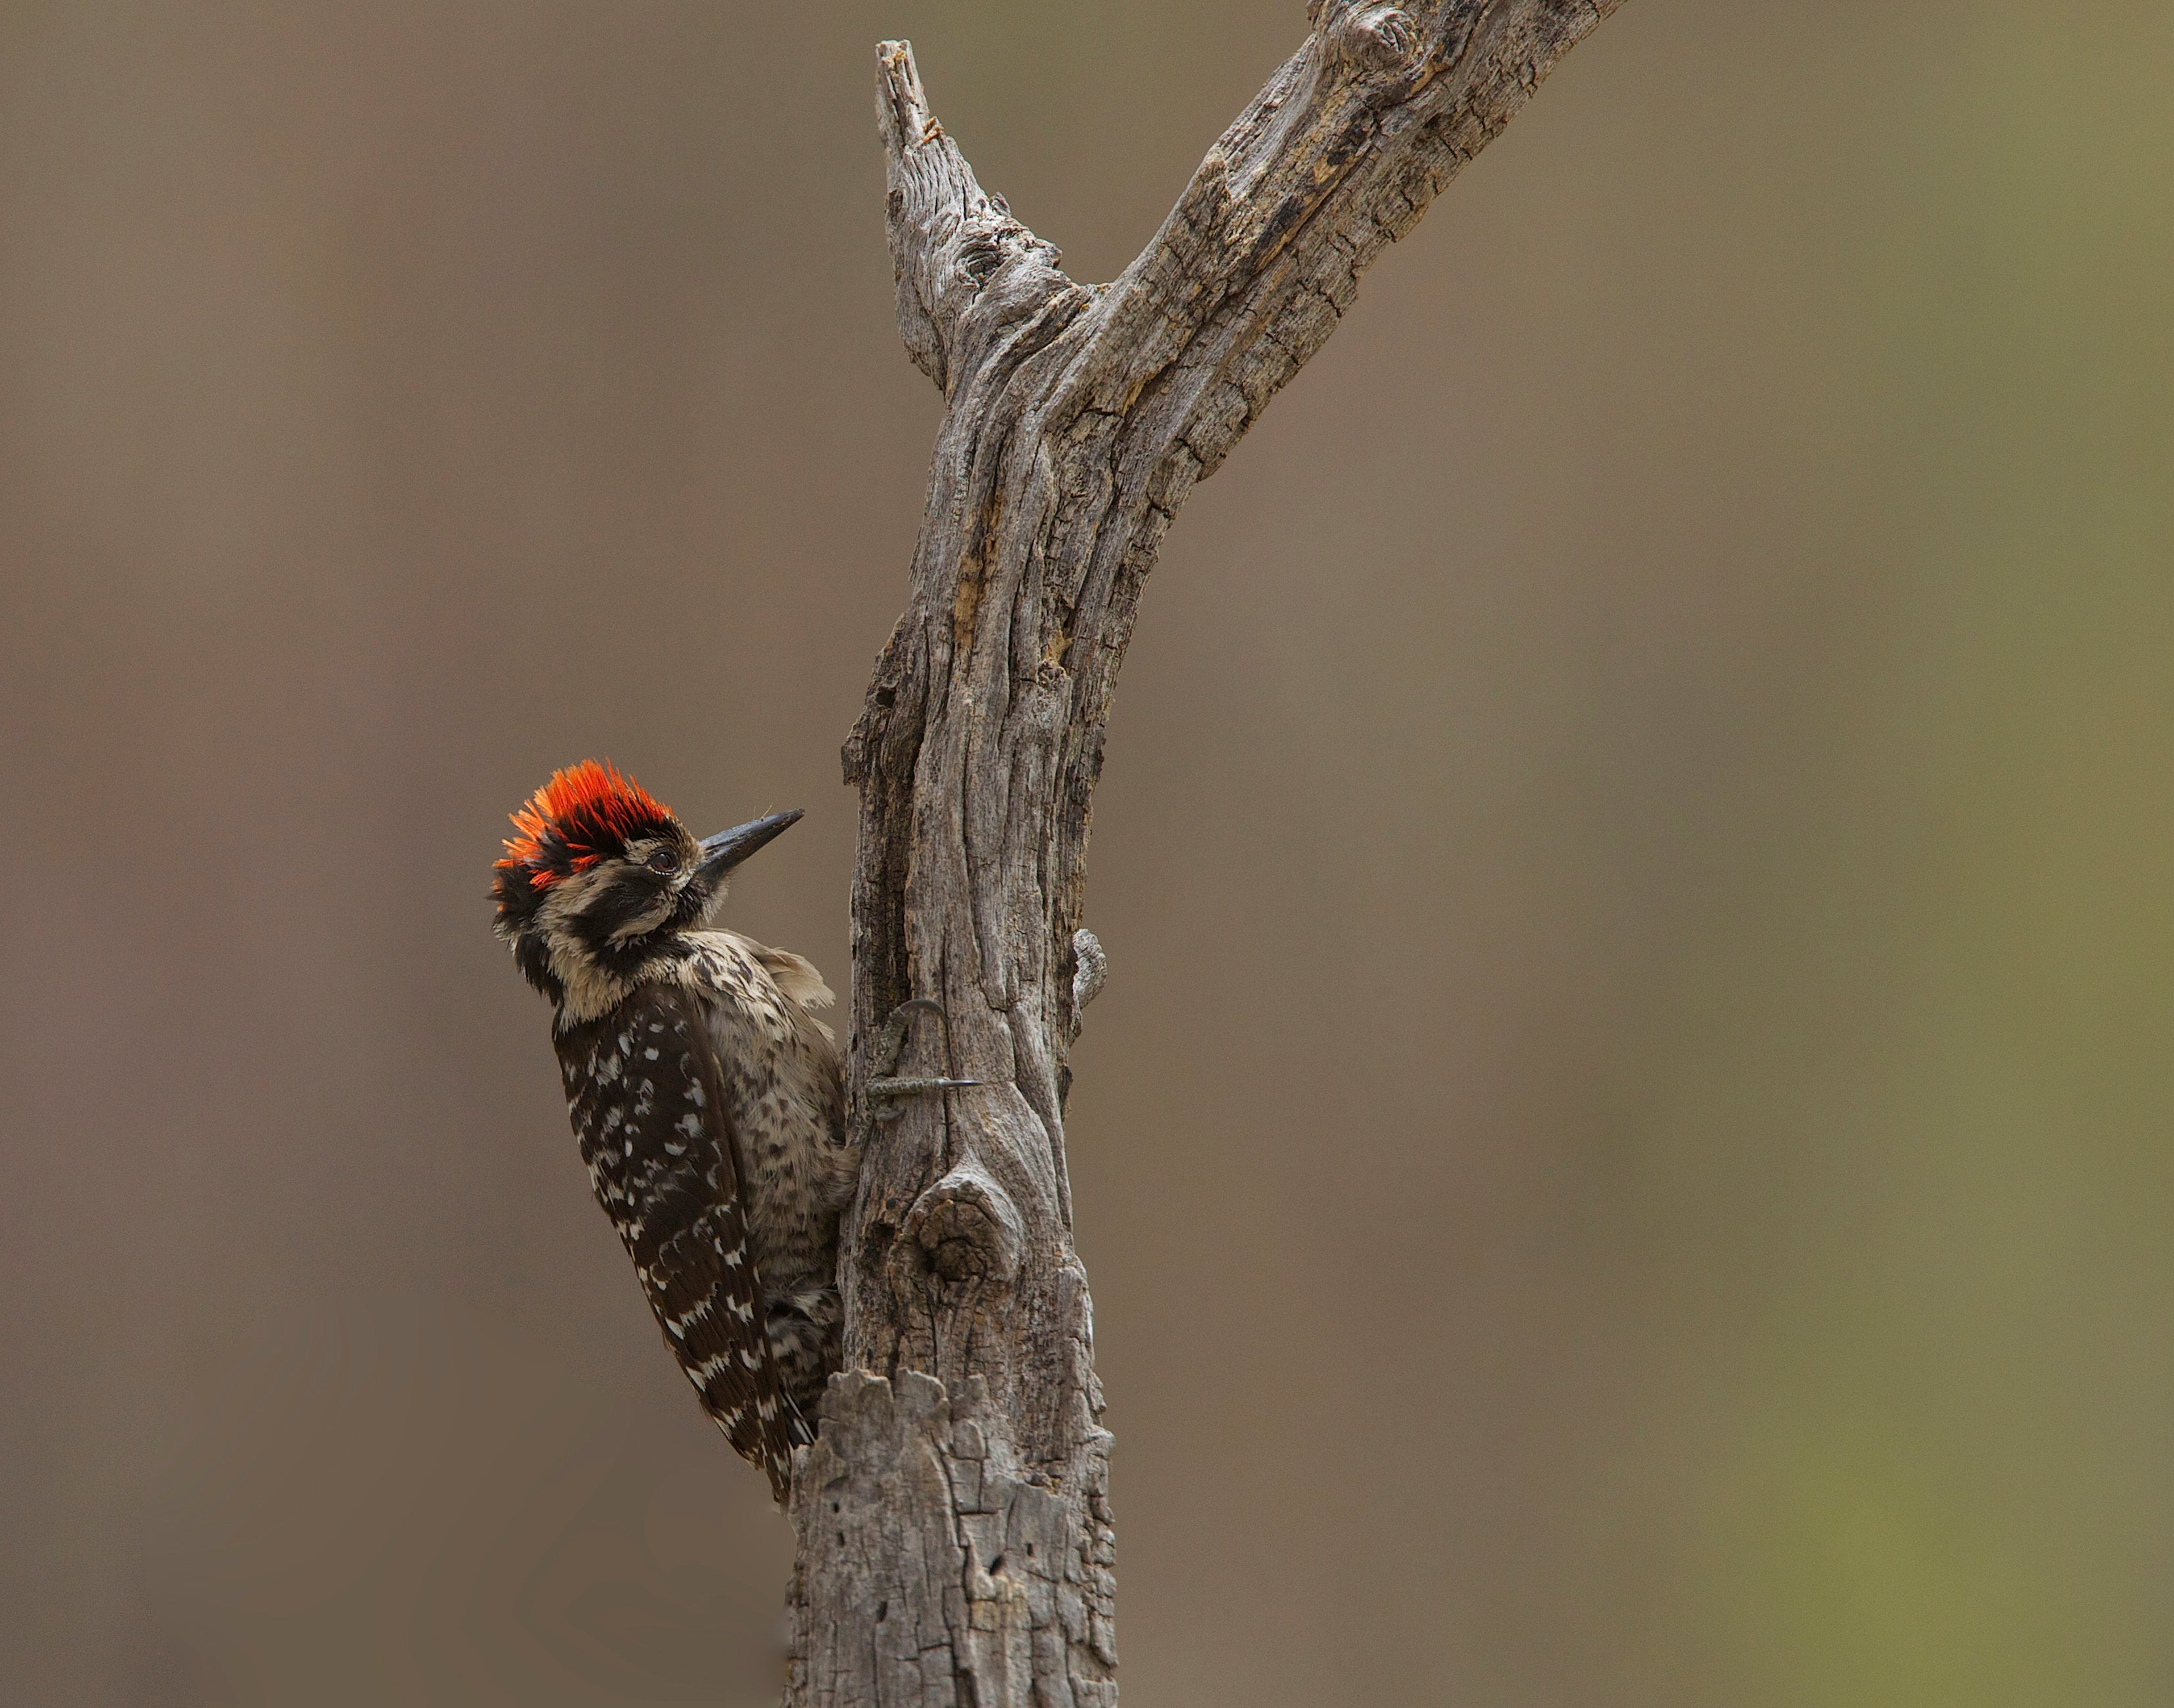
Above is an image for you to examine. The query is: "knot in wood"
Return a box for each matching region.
[901,1159,1025,1285]
[1318,1,1422,75]
[957,225,1007,285]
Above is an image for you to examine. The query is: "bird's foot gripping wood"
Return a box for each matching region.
[866,997,981,1120]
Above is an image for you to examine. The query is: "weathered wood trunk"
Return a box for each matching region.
[784,7,1624,1701]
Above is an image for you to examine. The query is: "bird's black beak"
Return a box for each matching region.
[695,809,802,886]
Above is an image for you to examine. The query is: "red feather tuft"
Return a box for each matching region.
[497,761,675,888]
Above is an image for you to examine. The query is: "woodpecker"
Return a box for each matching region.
[491,761,850,1501]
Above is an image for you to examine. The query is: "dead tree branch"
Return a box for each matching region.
[787,6,1624,1701]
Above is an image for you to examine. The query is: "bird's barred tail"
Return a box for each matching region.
[698,1359,813,1502]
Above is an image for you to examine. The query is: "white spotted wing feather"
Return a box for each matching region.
[554,981,808,1500]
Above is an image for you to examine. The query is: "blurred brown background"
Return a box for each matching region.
[3,3,2169,1703]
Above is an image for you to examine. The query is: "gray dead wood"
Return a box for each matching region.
[785,6,1624,1702]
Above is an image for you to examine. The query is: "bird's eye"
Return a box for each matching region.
[646,849,681,876]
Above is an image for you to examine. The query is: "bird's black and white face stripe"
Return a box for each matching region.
[493,769,804,1022]
[491,765,732,1015]
[508,826,719,1017]
[562,832,706,943]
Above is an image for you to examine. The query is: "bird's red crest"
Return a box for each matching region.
[497,761,674,890]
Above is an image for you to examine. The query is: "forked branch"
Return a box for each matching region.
[791,7,1624,1703]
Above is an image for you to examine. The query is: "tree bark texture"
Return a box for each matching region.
[786,6,1623,1701]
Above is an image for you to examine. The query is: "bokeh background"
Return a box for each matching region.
[3,3,2169,1703]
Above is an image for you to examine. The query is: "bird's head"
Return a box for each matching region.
[491,760,800,1012]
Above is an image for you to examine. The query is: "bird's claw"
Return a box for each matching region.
[866,999,981,1119]
[871,997,947,1079]
[867,1075,984,1121]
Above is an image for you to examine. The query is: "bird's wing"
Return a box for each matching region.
[744,941,835,1012]
[554,980,808,1501]
[739,938,847,1134]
